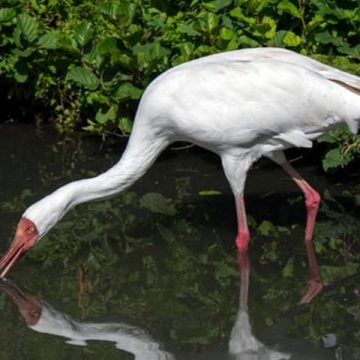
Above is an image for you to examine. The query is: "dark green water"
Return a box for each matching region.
[0,124,359,359]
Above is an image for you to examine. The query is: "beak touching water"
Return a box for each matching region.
[0,218,39,278]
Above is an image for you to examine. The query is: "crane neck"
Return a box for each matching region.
[65,131,169,208]
[23,128,170,236]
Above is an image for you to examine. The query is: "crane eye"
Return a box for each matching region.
[26,226,35,234]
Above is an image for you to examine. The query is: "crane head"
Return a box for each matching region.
[0,218,39,278]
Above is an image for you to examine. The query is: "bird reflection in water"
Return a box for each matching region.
[0,257,333,360]
[0,279,175,360]
[0,273,290,360]
[229,251,290,360]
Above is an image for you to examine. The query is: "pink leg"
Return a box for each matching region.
[282,162,323,303]
[234,196,251,308]
[235,196,250,252]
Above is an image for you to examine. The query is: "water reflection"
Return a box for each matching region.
[0,253,332,360]
[0,279,175,360]
[233,251,339,360]
[1,274,291,360]
[230,251,290,360]
[229,309,290,360]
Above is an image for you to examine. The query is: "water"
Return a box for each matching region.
[0,123,359,359]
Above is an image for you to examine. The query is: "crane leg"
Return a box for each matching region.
[221,153,252,252]
[281,162,323,304]
[235,196,250,252]
[235,196,251,308]
[221,153,253,307]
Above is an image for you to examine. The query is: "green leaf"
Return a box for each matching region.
[322,148,351,171]
[140,193,176,216]
[133,41,170,69]
[317,132,338,144]
[148,41,170,61]
[74,21,93,47]
[178,42,195,58]
[98,3,119,19]
[282,257,294,278]
[315,31,333,45]
[329,238,342,250]
[199,12,219,33]
[38,32,61,49]
[245,0,268,13]
[67,67,100,90]
[230,8,255,25]
[198,190,222,196]
[173,42,196,65]
[96,37,118,55]
[98,2,137,25]
[86,92,109,105]
[204,0,232,12]
[226,36,240,50]
[112,83,142,101]
[278,0,301,18]
[0,8,16,23]
[282,31,302,46]
[14,13,39,46]
[13,47,35,58]
[177,23,201,37]
[219,27,235,41]
[56,35,79,53]
[111,53,133,68]
[95,105,118,124]
[118,116,133,134]
[252,16,277,39]
[258,220,276,236]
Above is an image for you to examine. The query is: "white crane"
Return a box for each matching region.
[1,48,359,303]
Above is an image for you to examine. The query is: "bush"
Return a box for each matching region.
[0,0,359,169]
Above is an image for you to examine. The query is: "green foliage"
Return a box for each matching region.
[139,192,177,215]
[318,126,360,171]
[0,0,359,168]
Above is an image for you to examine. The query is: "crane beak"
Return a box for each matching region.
[0,218,39,278]
[0,237,27,278]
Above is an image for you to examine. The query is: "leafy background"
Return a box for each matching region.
[0,0,360,170]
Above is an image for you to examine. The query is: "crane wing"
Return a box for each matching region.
[275,129,313,148]
[293,58,360,93]
[250,48,360,93]
[199,48,360,93]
